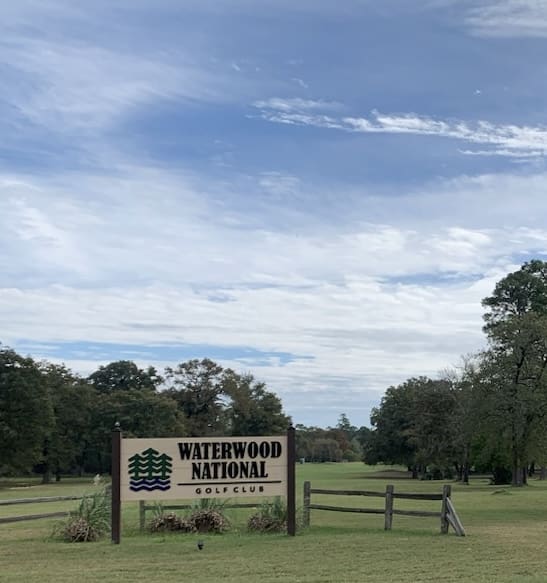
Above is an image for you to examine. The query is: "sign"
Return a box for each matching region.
[111,426,296,543]
[120,436,288,501]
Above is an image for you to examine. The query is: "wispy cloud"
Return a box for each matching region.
[253,99,547,159]
[466,0,547,38]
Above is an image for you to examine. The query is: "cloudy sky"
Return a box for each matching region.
[2,0,547,427]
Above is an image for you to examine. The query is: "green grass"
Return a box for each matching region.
[2,464,547,582]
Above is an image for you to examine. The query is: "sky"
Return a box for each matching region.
[2,0,547,428]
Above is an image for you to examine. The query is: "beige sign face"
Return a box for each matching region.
[121,436,287,501]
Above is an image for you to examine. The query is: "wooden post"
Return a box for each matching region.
[111,422,122,544]
[303,481,311,527]
[440,484,451,535]
[287,425,296,536]
[384,484,394,530]
[139,500,146,532]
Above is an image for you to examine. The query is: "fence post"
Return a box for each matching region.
[384,484,394,530]
[111,422,122,544]
[139,500,146,532]
[286,426,296,536]
[303,481,311,527]
[440,484,451,534]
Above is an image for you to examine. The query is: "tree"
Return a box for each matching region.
[443,356,484,484]
[364,380,418,471]
[86,388,185,474]
[88,360,162,393]
[37,363,95,482]
[481,261,547,486]
[0,348,53,475]
[164,359,225,436]
[222,370,291,436]
[364,377,458,478]
[480,314,547,485]
[482,260,547,334]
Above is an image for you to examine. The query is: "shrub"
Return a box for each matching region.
[54,489,110,542]
[247,497,287,533]
[148,512,193,533]
[187,509,229,533]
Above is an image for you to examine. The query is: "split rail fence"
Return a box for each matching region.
[0,496,82,525]
[302,482,465,536]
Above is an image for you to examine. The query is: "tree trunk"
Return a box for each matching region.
[462,463,470,485]
[511,447,523,486]
[522,467,528,486]
[411,465,418,479]
[540,466,546,481]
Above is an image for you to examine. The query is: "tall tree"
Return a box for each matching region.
[481,260,547,486]
[37,363,94,482]
[482,260,547,334]
[165,359,225,436]
[88,360,162,393]
[222,370,290,436]
[0,348,53,475]
[364,377,458,478]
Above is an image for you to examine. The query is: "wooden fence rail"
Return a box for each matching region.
[0,495,83,525]
[303,482,465,536]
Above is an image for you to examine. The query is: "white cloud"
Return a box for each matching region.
[2,164,547,424]
[254,99,547,159]
[466,0,547,37]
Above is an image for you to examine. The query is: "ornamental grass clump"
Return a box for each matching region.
[184,498,230,533]
[148,512,194,533]
[54,489,110,542]
[247,497,287,533]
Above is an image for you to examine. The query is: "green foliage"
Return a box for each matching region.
[88,360,162,393]
[247,497,288,533]
[0,349,54,475]
[190,497,228,512]
[222,370,291,436]
[53,489,110,542]
[165,359,290,438]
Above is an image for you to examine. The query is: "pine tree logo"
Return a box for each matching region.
[128,448,173,492]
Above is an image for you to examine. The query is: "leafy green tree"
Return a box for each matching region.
[480,314,547,485]
[37,363,95,482]
[443,356,485,484]
[364,380,418,472]
[0,348,53,475]
[86,388,185,474]
[482,260,547,334]
[222,370,291,436]
[364,377,458,478]
[481,261,547,486]
[164,359,225,436]
[311,438,343,462]
[88,360,162,393]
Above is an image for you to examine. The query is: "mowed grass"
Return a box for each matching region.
[2,464,547,582]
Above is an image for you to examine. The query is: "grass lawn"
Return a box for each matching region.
[2,463,547,582]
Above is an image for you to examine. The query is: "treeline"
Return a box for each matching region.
[0,356,290,481]
[364,260,547,486]
[296,414,370,462]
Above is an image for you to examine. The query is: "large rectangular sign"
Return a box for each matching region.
[120,435,288,501]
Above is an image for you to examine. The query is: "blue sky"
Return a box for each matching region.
[2,0,547,427]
